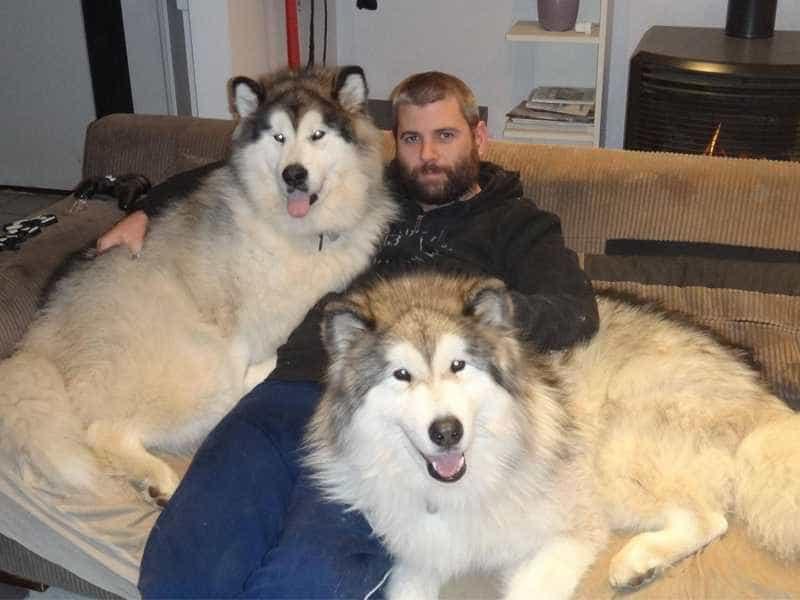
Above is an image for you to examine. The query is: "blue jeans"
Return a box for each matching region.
[138,379,391,598]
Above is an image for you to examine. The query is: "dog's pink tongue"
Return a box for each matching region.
[432,453,465,479]
[287,191,311,218]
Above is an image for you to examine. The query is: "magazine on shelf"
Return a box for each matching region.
[526,86,595,106]
[506,101,594,124]
[505,118,594,135]
[523,101,593,118]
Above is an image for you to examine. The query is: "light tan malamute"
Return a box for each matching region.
[306,272,799,599]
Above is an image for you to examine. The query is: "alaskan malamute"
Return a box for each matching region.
[305,272,800,599]
[0,66,396,504]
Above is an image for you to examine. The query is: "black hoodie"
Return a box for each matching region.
[272,161,598,380]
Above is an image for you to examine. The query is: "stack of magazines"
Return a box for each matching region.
[505,86,595,138]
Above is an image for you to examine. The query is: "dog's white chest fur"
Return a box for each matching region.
[401,498,552,575]
[229,219,374,368]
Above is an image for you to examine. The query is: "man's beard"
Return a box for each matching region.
[395,145,481,206]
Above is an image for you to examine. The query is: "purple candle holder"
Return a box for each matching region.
[537,0,580,32]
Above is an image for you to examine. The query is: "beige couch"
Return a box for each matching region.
[0,113,798,597]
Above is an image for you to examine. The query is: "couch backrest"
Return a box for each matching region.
[485,140,800,255]
[84,115,800,258]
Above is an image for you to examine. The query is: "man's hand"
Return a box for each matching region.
[96,210,149,256]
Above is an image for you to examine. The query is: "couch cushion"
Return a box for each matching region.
[584,254,800,296]
[605,239,800,263]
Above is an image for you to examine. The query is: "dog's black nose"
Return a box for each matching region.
[429,416,463,448]
[282,163,308,188]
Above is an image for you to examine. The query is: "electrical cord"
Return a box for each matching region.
[307,0,315,67]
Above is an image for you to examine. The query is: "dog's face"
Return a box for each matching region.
[360,328,507,484]
[228,67,384,235]
[314,274,541,498]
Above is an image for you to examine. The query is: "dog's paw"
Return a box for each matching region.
[608,542,662,590]
[146,485,172,509]
[138,466,180,509]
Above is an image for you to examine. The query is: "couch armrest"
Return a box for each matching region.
[82,114,236,186]
[0,195,124,359]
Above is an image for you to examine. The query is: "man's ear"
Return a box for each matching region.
[463,278,515,329]
[321,298,373,357]
[334,66,368,112]
[473,120,489,157]
[229,76,264,119]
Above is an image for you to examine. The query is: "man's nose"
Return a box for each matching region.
[420,139,438,162]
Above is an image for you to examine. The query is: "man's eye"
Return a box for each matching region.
[401,135,418,144]
[393,368,412,382]
[273,133,286,143]
[439,131,455,141]
[311,130,326,141]
[450,360,466,373]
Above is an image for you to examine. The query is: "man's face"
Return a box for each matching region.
[394,96,488,207]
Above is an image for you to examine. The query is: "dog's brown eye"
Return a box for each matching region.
[311,129,326,141]
[450,360,465,373]
[393,368,411,382]
[273,133,286,144]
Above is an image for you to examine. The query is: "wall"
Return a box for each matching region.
[123,0,286,120]
[335,0,800,146]
[229,0,286,90]
[181,0,232,118]
[335,0,588,140]
[0,0,287,187]
[186,0,289,118]
[298,0,337,68]
[121,0,175,115]
[0,0,95,188]
[185,0,335,117]
[121,0,197,116]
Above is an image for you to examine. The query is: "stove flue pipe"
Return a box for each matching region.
[726,0,778,39]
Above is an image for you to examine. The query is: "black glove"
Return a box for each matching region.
[73,173,152,213]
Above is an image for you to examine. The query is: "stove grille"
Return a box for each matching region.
[625,62,800,160]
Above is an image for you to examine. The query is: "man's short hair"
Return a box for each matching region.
[389,71,480,132]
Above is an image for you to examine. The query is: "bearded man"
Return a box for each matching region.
[103,71,598,599]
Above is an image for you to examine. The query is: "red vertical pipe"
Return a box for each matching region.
[285,0,300,69]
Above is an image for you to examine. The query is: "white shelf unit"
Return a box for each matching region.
[504,0,609,147]
[506,20,602,44]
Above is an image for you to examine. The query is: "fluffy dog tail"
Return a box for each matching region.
[735,409,800,561]
[0,351,100,492]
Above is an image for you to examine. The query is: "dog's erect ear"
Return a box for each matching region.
[322,298,373,357]
[334,66,368,112]
[464,279,515,329]
[229,76,264,119]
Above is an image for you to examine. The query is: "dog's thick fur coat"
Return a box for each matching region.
[305,273,800,599]
[0,66,396,503]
